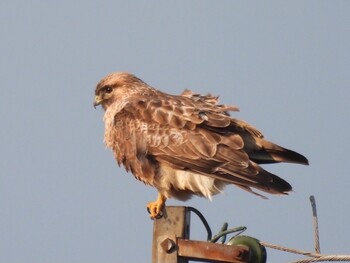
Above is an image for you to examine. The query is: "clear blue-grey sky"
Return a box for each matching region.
[1,1,349,262]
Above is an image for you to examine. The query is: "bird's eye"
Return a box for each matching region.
[104,86,113,93]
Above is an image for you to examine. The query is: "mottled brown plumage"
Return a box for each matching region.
[94,72,308,218]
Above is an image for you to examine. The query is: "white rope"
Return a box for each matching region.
[290,255,350,263]
[260,241,322,258]
[261,241,350,262]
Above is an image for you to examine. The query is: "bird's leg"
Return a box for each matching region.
[147,193,167,219]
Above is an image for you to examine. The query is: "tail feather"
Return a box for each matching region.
[235,166,292,198]
[254,164,292,194]
[249,139,309,165]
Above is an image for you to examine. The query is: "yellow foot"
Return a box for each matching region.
[147,193,167,219]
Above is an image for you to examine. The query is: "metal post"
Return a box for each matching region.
[152,206,190,263]
[152,206,250,263]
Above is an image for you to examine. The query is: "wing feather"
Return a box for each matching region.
[114,89,303,196]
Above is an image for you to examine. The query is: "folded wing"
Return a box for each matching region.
[119,90,308,197]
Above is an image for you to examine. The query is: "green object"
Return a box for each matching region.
[227,235,267,263]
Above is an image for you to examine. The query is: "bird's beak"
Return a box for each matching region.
[93,96,103,109]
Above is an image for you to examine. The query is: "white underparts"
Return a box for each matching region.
[157,166,227,200]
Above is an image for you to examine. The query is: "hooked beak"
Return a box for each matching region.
[93,95,103,109]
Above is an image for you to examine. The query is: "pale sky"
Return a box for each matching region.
[1,1,349,262]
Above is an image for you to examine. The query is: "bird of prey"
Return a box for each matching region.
[94,72,308,219]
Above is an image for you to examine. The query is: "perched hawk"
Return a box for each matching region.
[94,72,308,219]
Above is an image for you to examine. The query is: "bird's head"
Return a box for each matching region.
[94,72,147,110]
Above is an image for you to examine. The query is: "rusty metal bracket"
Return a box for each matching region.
[152,206,251,263]
[177,239,250,262]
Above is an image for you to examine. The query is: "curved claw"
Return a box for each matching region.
[147,206,163,219]
[146,193,167,219]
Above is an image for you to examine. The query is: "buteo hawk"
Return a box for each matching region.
[94,72,308,219]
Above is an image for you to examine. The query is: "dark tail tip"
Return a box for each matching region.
[284,149,309,165]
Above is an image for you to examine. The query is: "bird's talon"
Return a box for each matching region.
[147,195,166,219]
[147,203,163,219]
